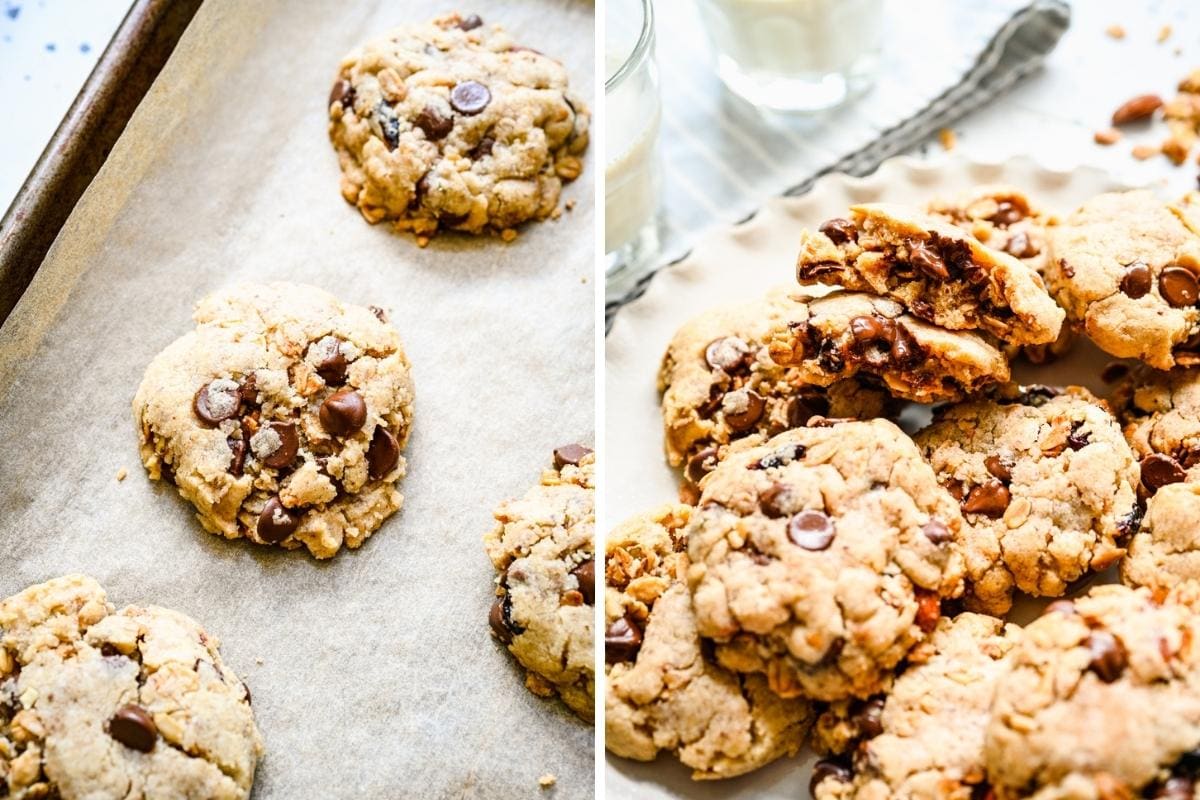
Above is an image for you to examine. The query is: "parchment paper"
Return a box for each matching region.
[604,155,1132,799]
[0,1,595,797]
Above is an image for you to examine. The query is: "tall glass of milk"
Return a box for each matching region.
[695,0,883,112]
[606,0,661,288]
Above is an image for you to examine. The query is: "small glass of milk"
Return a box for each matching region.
[695,0,883,112]
[606,0,662,287]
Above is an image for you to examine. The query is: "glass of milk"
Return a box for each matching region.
[695,0,883,112]
[606,0,661,288]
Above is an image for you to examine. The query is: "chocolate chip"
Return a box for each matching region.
[852,696,885,739]
[989,201,1025,226]
[450,81,491,115]
[1100,362,1130,383]
[317,389,366,437]
[818,218,857,245]
[1142,453,1187,492]
[193,380,241,425]
[810,759,852,794]
[457,13,483,30]
[787,395,829,427]
[470,135,495,159]
[1067,422,1090,451]
[373,102,401,149]
[369,305,388,323]
[109,704,156,752]
[1116,504,1145,538]
[554,443,593,469]
[329,78,354,109]
[849,315,889,344]
[572,560,595,605]
[100,642,121,657]
[754,444,806,470]
[963,480,1010,517]
[891,323,925,366]
[704,336,752,372]
[1004,231,1038,259]
[1153,777,1194,800]
[227,437,247,477]
[1086,631,1127,682]
[971,784,996,800]
[257,496,299,543]
[605,614,643,663]
[915,589,942,633]
[723,389,765,432]
[1119,262,1152,298]
[415,105,453,140]
[984,454,1013,482]
[686,446,719,485]
[922,519,952,544]
[759,483,796,519]
[368,427,401,479]
[788,510,835,550]
[1161,266,1200,307]
[489,594,515,644]
[309,336,348,385]
[258,422,298,469]
[910,242,950,279]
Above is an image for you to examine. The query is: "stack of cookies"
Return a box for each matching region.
[606,186,1200,797]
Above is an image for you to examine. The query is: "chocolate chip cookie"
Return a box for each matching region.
[1121,482,1200,592]
[328,12,589,242]
[604,505,814,780]
[659,286,896,496]
[765,291,1011,405]
[1047,190,1200,369]
[811,613,1021,800]
[796,203,1064,346]
[133,282,414,559]
[1111,365,1200,496]
[485,445,595,721]
[914,386,1139,615]
[985,585,1200,799]
[0,575,262,799]
[685,419,966,701]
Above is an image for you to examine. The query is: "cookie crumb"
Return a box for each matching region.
[500,228,518,243]
[1106,24,1126,39]
[116,467,128,482]
[938,128,957,151]
[1133,144,1160,160]
[538,774,556,788]
[1094,128,1121,145]
[565,199,576,211]
[1158,24,1172,43]
[415,235,431,248]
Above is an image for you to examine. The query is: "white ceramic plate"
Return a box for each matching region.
[604,155,1135,799]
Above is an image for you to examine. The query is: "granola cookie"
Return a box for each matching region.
[914,386,1140,614]
[985,585,1200,799]
[658,286,896,494]
[685,419,966,702]
[811,613,1021,800]
[1111,365,1200,496]
[328,12,589,241]
[766,291,1010,405]
[0,575,262,800]
[133,283,414,559]
[796,203,1064,345]
[1047,190,1200,369]
[485,445,595,721]
[604,505,814,779]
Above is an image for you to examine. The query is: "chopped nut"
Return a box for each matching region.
[1181,71,1200,94]
[938,128,957,151]
[500,228,518,243]
[1159,25,1173,44]
[19,688,39,708]
[539,774,557,788]
[1003,497,1032,529]
[565,199,576,211]
[1164,135,1191,165]
[1105,24,1126,40]
[415,235,431,248]
[1112,94,1163,125]
[10,745,42,786]
[1133,144,1161,160]
[1094,128,1122,145]
[555,155,582,181]
[116,467,128,481]
[11,709,45,741]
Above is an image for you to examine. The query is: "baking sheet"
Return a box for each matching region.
[604,155,1132,799]
[0,0,595,797]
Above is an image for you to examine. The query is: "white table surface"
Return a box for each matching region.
[0,0,132,216]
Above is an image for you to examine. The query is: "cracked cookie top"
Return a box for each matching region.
[604,505,814,780]
[328,12,589,241]
[0,575,262,800]
[685,419,966,702]
[985,585,1200,799]
[811,613,1021,800]
[484,445,595,721]
[796,202,1064,346]
[914,386,1140,614]
[766,291,1010,405]
[1047,190,1200,369]
[133,282,414,559]
[658,286,896,495]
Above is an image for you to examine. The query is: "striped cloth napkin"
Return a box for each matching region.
[606,0,1071,323]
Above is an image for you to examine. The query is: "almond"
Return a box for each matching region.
[1112,94,1164,125]
[1094,127,1121,145]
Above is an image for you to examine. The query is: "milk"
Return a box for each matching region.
[605,48,662,257]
